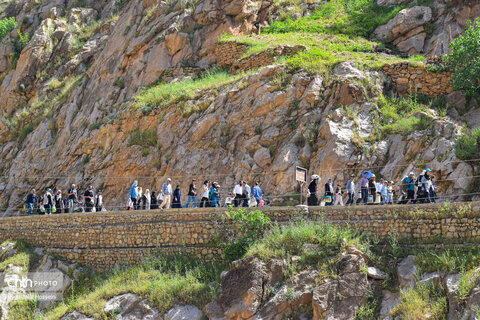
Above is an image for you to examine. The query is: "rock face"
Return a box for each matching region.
[396,255,417,289]
[0,0,477,213]
[104,293,162,320]
[312,254,370,319]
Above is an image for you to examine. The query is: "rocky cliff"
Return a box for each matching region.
[0,0,479,214]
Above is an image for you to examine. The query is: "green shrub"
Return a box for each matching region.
[391,282,447,319]
[224,207,271,261]
[455,127,480,161]
[8,299,38,320]
[0,17,17,41]
[128,129,158,147]
[444,18,480,97]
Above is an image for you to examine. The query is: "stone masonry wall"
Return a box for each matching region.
[382,61,453,97]
[214,42,305,73]
[0,202,479,270]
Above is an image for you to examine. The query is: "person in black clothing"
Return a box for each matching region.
[186,179,197,208]
[25,189,37,215]
[172,185,182,208]
[44,189,54,215]
[67,184,77,213]
[54,190,63,214]
[151,191,158,209]
[368,175,377,204]
[307,175,320,206]
[84,185,95,212]
[324,178,334,206]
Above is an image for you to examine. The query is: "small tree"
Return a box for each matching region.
[455,127,480,161]
[445,18,480,97]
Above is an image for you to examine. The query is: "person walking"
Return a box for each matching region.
[138,187,144,210]
[334,185,344,206]
[233,181,243,207]
[129,181,139,210]
[368,175,377,204]
[386,181,394,204]
[406,172,416,204]
[144,189,151,210]
[346,174,355,206]
[95,190,103,212]
[172,185,182,208]
[25,189,37,215]
[44,189,54,215]
[225,193,233,207]
[200,180,210,208]
[209,182,218,207]
[307,175,320,206]
[429,175,437,203]
[151,191,158,209]
[324,178,334,206]
[54,190,63,214]
[84,185,95,212]
[360,172,369,205]
[377,178,385,205]
[242,181,251,207]
[67,184,78,213]
[252,182,263,207]
[419,169,433,203]
[186,179,197,208]
[160,178,173,209]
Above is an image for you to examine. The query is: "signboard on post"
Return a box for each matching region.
[295,166,307,183]
[295,166,307,206]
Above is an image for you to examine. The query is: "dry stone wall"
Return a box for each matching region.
[214,42,305,73]
[382,61,453,97]
[0,202,479,270]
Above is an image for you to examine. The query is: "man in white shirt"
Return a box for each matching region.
[160,178,173,209]
[233,181,243,207]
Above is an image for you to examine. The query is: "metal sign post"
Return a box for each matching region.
[295,166,307,206]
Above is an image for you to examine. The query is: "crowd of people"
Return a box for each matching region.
[128,179,264,210]
[307,169,438,206]
[24,184,103,215]
[23,169,438,214]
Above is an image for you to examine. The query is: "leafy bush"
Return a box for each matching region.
[444,18,480,96]
[0,17,17,41]
[128,129,158,147]
[455,127,480,161]
[224,207,271,261]
[391,282,447,319]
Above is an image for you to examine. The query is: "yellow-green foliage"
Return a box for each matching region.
[392,283,447,320]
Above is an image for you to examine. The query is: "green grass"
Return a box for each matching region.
[391,282,447,320]
[40,254,226,319]
[266,0,435,38]
[131,68,247,114]
[458,268,480,301]
[455,127,480,161]
[128,129,158,147]
[220,32,421,74]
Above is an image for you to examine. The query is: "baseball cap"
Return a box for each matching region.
[167,178,171,181]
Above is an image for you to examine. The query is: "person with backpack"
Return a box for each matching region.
[368,175,377,204]
[54,190,64,214]
[44,189,54,215]
[324,178,334,206]
[346,174,355,206]
[25,189,37,215]
[186,179,197,208]
[307,175,320,206]
[200,180,210,208]
[418,169,433,203]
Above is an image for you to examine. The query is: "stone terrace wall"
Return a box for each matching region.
[0,202,479,270]
[214,42,305,73]
[382,61,453,97]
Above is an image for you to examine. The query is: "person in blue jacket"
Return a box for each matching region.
[252,182,263,207]
[130,181,139,210]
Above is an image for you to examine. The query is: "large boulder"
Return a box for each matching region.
[312,254,370,319]
[204,256,268,320]
[379,290,400,320]
[60,311,94,320]
[374,6,432,42]
[104,293,161,320]
[396,255,417,289]
[164,305,202,320]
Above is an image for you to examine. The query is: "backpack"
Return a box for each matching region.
[401,177,409,193]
